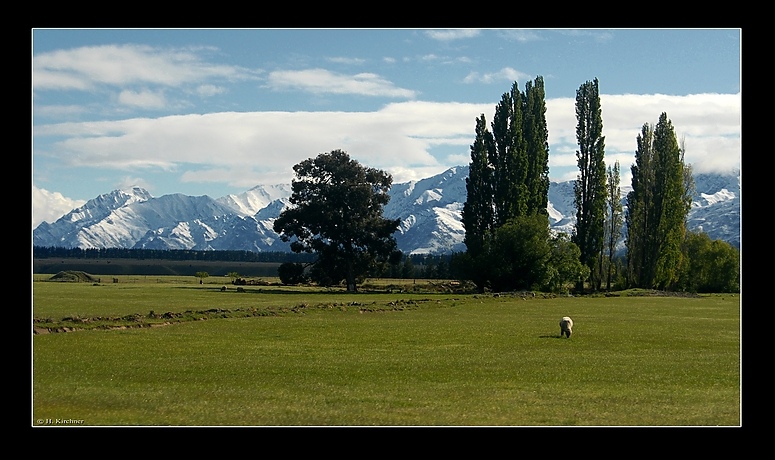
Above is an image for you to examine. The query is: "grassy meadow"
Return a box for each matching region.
[32,275,741,426]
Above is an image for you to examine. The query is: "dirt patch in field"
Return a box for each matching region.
[621,289,701,298]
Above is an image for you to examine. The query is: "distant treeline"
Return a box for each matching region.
[32,246,316,263]
[31,246,460,279]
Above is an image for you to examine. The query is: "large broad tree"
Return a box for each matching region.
[626,113,692,290]
[572,78,607,291]
[273,150,401,292]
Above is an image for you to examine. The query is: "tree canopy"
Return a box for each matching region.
[676,231,739,293]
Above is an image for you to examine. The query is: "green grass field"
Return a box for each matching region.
[32,276,740,426]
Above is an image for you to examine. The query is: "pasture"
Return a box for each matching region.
[32,275,741,426]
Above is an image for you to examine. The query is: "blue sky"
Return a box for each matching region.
[32,28,741,228]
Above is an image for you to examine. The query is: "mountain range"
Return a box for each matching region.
[33,166,740,255]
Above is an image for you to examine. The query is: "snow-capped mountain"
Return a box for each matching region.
[33,167,741,254]
[33,188,291,252]
[385,166,468,254]
[546,180,579,235]
[32,186,153,249]
[687,171,741,248]
[216,183,292,217]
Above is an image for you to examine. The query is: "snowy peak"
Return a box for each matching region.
[64,186,152,224]
[686,169,740,247]
[217,184,292,216]
[383,166,468,254]
[692,169,740,208]
[133,193,234,222]
[33,188,284,251]
[32,186,153,248]
[697,189,736,207]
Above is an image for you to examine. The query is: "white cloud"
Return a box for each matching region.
[557,29,614,43]
[545,93,741,179]
[464,67,531,85]
[196,84,226,97]
[424,29,481,41]
[266,68,417,98]
[33,101,490,189]
[497,29,543,43]
[118,89,167,109]
[418,54,472,65]
[117,175,154,192]
[33,44,252,91]
[327,57,366,65]
[32,44,258,114]
[495,29,612,43]
[33,93,740,212]
[420,54,442,62]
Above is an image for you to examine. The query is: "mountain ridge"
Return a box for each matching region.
[33,166,741,254]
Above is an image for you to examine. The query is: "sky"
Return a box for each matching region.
[32,28,741,229]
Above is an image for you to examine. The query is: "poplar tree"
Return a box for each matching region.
[488,78,550,225]
[461,114,495,292]
[605,160,624,291]
[491,82,527,225]
[625,113,692,290]
[462,114,495,258]
[524,76,550,216]
[462,77,551,292]
[626,123,655,287]
[651,113,692,289]
[572,78,607,291]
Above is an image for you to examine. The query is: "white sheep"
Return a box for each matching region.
[559,316,574,338]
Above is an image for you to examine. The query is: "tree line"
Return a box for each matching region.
[33,246,316,263]
[458,77,738,294]
[33,245,460,281]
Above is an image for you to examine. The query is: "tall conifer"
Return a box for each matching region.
[462,114,495,258]
[605,160,623,290]
[626,123,655,286]
[524,76,550,216]
[491,82,527,225]
[462,77,550,292]
[572,78,607,290]
[626,113,692,290]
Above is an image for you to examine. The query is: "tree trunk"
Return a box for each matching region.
[346,259,357,292]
